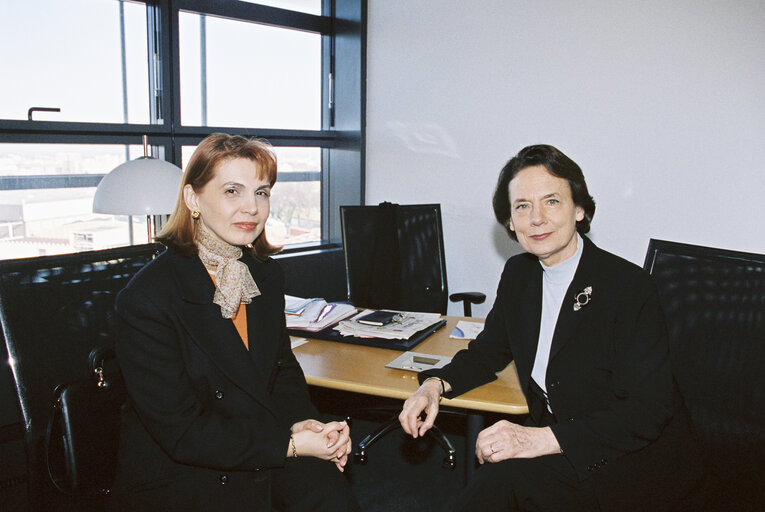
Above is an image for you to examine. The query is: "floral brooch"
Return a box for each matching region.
[573,286,592,311]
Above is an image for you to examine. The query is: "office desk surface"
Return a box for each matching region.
[292,316,528,416]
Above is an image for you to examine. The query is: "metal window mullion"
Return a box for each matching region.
[199,14,208,127]
[163,0,183,166]
[145,0,179,239]
[174,0,332,34]
[119,1,130,127]
[0,120,171,139]
[0,175,105,191]
[171,126,337,146]
[320,0,335,244]
[147,4,163,125]
[273,172,321,183]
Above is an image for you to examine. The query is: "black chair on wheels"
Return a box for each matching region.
[339,202,486,469]
[0,244,161,511]
[643,239,765,511]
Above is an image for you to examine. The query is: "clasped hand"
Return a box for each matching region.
[290,419,352,472]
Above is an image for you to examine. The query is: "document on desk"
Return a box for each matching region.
[285,295,358,331]
[334,310,443,340]
[286,301,358,332]
[449,320,484,340]
[285,295,324,315]
[290,337,310,349]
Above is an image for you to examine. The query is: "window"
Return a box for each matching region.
[0,142,150,259]
[0,0,149,124]
[179,12,322,129]
[0,0,364,260]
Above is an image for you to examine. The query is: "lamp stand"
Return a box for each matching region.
[146,215,156,243]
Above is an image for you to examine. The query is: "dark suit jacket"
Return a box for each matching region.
[110,248,318,511]
[422,236,699,510]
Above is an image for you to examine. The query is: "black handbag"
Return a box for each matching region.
[45,345,125,496]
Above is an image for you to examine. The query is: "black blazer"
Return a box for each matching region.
[111,248,318,511]
[422,236,699,509]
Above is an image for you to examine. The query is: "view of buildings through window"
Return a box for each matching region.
[0,143,148,260]
[0,0,325,260]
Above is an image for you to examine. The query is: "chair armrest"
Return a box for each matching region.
[449,292,486,317]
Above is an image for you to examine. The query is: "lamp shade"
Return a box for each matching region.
[93,157,183,215]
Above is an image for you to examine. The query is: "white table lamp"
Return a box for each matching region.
[93,136,183,242]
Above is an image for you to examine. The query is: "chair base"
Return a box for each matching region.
[347,412,456,470]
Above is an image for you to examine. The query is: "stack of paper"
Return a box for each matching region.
[285,295,324,316]
[334,310,443,340]
[285,295,357,332]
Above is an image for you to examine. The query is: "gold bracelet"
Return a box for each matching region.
[289,434,298,458]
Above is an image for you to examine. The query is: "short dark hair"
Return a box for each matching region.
[492,144,596,241]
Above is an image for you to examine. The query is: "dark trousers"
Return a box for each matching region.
[109,457,359,512]
[453,386,599,512]
[271,457,361,512]
[452,453,598,512]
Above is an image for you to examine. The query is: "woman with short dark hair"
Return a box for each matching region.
[492,144,596,240]
[400,144,699,511]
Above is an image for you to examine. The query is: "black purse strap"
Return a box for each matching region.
[45,382,70,494]
[45,345,119,496]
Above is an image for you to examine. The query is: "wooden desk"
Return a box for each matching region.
[292,316,528,416]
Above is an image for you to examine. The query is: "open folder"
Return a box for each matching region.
[284,295,357,332]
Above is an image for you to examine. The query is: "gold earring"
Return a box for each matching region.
[191,210,200,219]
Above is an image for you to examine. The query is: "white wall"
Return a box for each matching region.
[366,0,765,317]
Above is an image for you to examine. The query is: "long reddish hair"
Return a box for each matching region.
[156,133,281,259]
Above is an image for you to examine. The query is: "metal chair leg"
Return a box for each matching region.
[352,413,457,470]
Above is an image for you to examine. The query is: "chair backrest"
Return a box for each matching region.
[275,246,347,302]
[643,239,765,508]
[0,243,161,510]
[340,203,448,314]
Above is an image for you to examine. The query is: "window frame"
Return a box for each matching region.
[0,0,364,254]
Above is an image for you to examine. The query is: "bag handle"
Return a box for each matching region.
[88,346,116,389]
[45,345,119,496]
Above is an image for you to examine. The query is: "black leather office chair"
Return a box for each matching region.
[644,239,765,511]
[0,244,161,511]
[340,202,485,315]
[339,203,486,468]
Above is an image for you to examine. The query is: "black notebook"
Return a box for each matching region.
[355,310,400,326]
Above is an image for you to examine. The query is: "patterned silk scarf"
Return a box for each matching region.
[196,223,261,318]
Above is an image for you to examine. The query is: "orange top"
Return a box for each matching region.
[208,272,248,349]
[231,303,248,350]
